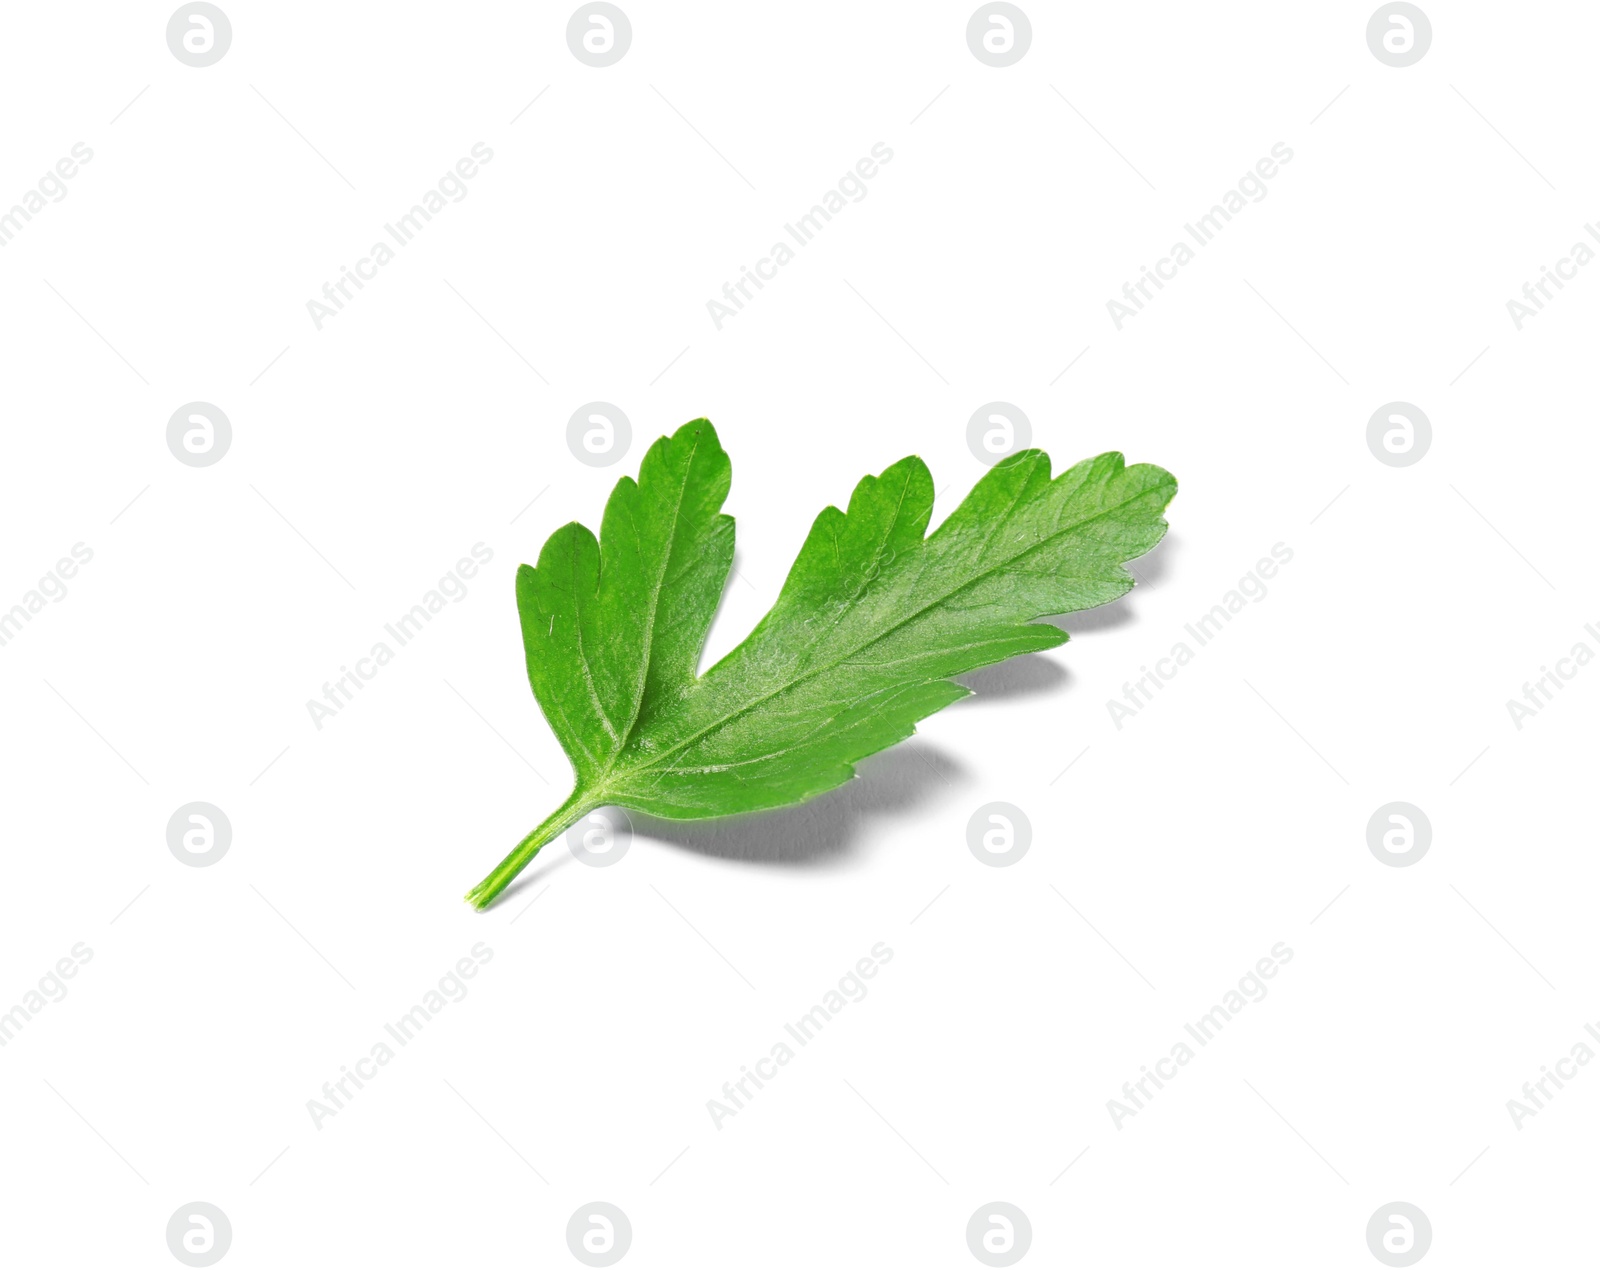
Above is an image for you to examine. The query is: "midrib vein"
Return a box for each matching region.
[599,431,702,780]
[617,474,1168,781]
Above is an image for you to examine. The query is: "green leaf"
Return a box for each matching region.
[466,419,1176,908]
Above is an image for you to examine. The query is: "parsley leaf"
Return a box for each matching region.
[466,419,1175,908]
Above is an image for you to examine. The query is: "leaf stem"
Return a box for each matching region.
[465,789,595,911]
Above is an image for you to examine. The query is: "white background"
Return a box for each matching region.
[1,2,1595,1266]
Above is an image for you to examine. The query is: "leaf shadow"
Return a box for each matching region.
[953,652,1072,704]
[632,741,970,867]
[1046,532,1179,636]
[697,546,765,674]
[512,532,1177,883]
[493,845,576,905]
